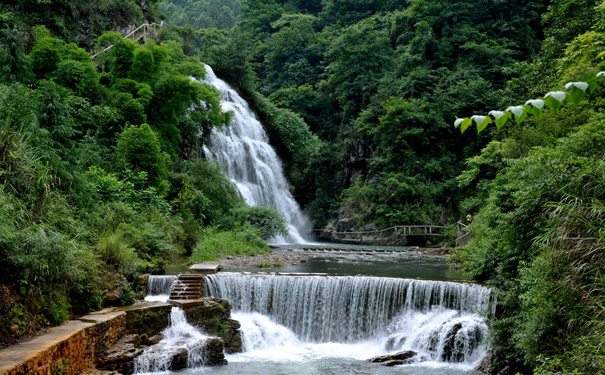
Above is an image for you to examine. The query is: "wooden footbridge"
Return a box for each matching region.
[313,225,447,245]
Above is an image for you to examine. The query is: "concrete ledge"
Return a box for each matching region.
[0,311,125,375]
[0,302,172,375]
[169,299,206,309]
[189,263,219,274]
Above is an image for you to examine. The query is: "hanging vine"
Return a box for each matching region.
[454,71,605,133]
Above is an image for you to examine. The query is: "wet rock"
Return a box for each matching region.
[385,336,406,351]
[441,322,463,362]
[335,218,355,232]
[474,352,493,375]
[169,348,188,371]
[184,298,243,353]
[99,334,144,374]
[368,350,417,366]
[362,223,378,232]
[144,334,163,346]
[137,274,150,286]
[103,287,124,303]
[205,337,228,365]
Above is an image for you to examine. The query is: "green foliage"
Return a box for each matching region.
[95,229,140,273]
[0,27,31,84]
[158,0,242,30]
[190,225,270,261]
[168,158,242,225]
[117,124,169,190]
[29,37,63,79]
[228,205,288,240]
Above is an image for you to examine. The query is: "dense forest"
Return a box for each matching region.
[0,0,286,349]
[1,0,604,374]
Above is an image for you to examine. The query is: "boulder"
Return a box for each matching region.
[205,337,228,365]
[184,298,243,353]
[474,353,493,375]
[368,350,417,366]
[98,334,144,374]
[335,218,355,233]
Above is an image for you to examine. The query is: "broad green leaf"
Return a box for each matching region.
[544,91,567,112]
[545,91,567,103]
[505,105,524,118]
[564,82,589,91]
[525,99,545,109]
[458,117,472,133]
[505,106,527,125]
[525,99,544,116]
[471,115,492,133]
[569,86,585,105]
[488,110,505,119]
[588,80,598,93]
[489,110,507,130]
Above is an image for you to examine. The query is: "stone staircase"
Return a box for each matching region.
[168,274,204,301]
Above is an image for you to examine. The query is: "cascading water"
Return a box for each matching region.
[205,273,491,366]
[144,275,177,302]
[134,307,210,373]
[201,65,312,244]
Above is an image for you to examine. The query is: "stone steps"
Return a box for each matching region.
[168,274,203,301]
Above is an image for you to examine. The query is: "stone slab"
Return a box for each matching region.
[189,263,220,274]
[0,310,125,375]
[168,299,207,309]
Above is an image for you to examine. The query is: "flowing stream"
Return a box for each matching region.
[205,274,490,362]
[201,65,311,244]
[134,307,210,373]
[144,275,177,302]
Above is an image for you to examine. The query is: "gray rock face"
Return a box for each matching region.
[98,334,144,374]
[474,353,493,374]
[368,350,417,366]
[184,298,243,354]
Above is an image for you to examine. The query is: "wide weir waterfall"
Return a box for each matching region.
[205,273,491,367]
[144,275,177,302]
[201,65,311,244]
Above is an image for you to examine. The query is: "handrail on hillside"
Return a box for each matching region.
[314,224,448,238]
[91,21,164,58]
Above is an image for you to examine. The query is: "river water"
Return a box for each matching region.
[143,251,487,375]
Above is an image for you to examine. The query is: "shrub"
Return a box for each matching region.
[191,225,269,261]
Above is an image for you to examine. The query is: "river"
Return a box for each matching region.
[144,250,488,375]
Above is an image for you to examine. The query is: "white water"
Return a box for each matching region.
[134,307,211,373]
[205,273,491,369]
[201,65,312,244]
[144,275,177,302]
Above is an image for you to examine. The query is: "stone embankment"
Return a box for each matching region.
[0,297,241,375]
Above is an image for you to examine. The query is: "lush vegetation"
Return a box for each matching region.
[0,1,287,348]
[166,0,605,373]
[2,0,605,373]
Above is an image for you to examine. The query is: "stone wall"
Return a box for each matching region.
[0,303,171,375]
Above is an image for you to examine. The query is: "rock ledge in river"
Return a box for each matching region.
[368,350,417,366]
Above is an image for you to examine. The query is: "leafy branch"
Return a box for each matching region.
[454,72,605,133]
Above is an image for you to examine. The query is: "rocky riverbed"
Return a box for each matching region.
[206,249,310,269]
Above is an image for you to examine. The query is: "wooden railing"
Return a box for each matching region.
[313,225,447,242]
[92,21,164,58]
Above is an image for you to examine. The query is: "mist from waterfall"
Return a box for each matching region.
[200,65,312,244]
[205,273,491,366]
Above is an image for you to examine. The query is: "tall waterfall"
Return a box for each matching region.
[201,65,312,244]
[205,273,491,365]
